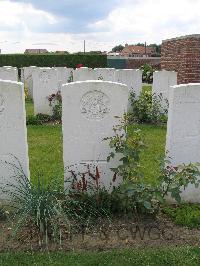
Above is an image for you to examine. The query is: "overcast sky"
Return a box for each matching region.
[0,0,199,53]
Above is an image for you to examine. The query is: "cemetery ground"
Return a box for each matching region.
[0,88,200,264]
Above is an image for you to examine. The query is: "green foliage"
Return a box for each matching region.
[105,114,145,181]
[106,116,200,215]
[140,64,154,83]
[155,158,200,204]
[26,114,52,125]
[111,44,124,52]
[105,115,156,215]
[48,91,62,121]
[149,43,161,57]
[163,204,200,228]
[0,54,107,68]
[130,89,168,124]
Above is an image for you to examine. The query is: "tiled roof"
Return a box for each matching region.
[122,45,154,54]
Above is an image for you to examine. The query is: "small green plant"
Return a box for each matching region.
[130,89,168,124]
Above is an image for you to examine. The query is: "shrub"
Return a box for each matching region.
[140,64,154,84]
[48,91,62,121]
[130,89,168,124]
[26,114,52,125]
[0,54,107,68]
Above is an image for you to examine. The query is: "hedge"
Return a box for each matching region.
[0,54,107,68]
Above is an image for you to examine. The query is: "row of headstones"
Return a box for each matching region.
[0,79,199,202]
[22,67,142,115]
[22,66,177,116]
[0,66,177,114]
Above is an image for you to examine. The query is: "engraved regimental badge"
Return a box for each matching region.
[80,91,110,120]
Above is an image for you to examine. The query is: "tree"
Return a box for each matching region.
[149,44,161,56]
[112,45,124,52]
[135,43,145,46]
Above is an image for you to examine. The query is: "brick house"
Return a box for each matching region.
[121,44,155,57]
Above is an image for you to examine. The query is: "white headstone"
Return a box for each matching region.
[62,80,129,189]
[94,68,116,81]
[23,66,37,99]
[115,69,142,97]
[55,67,73,90]
[73,67,95,81]
[166,83,200,203]
[0,80,29,199]
[0,67,18,82]
[153,70,177,108]
[32,68,58,115]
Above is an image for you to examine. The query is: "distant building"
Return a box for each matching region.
[107,52,120,56]
[24,49,48,54]
[121,44,155,57]
[55,51,69,54]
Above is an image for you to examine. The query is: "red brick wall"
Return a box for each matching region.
[161,35,200,84]
[126,58,161,69]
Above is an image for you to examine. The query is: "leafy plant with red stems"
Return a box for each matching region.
[105,114,200,215]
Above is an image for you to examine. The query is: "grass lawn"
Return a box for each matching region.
[0,247,199,266]
[27,125,63,186]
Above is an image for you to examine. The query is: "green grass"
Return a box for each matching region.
[27,125,63,186]
[129,124,166,184]
[0,247,199,265]
[25,98,34,117]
